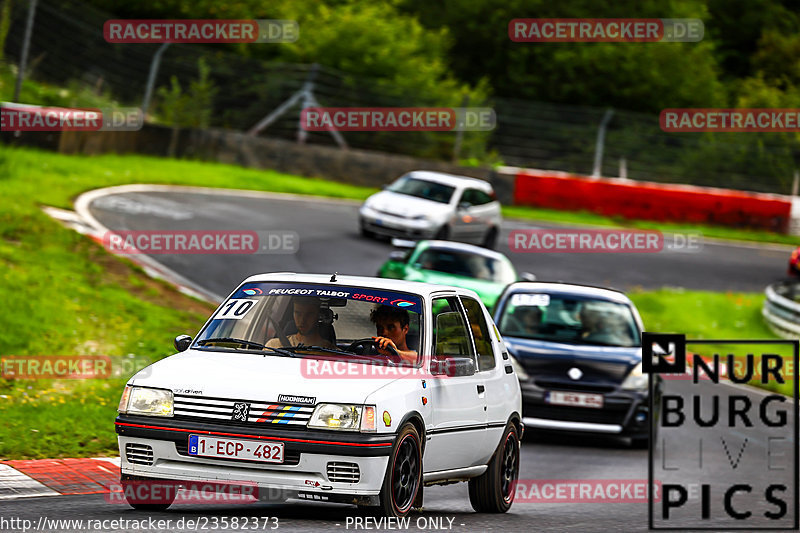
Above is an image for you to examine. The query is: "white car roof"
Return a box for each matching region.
[406,170,493,191]
[502,281,632,304]
[239,272,480,299]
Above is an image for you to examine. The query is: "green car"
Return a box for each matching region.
[377,239,533,310]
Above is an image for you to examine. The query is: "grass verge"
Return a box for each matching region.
[631,288,791,396]
[0,144,788,459]
[0,145,372,459]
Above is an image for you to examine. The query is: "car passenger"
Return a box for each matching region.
[266,296,335,349]
[580,304,624,345]
[517,306,542,333]
[370,305,418,364]
[504,306,543,336]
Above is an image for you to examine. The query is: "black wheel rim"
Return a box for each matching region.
[501,431,519,503]
[391,434,419,512]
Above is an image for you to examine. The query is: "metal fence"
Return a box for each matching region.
[3,0,800,194]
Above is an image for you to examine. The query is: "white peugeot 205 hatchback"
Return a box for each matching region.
[116,273,522,517]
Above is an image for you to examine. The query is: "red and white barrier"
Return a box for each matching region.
[500,167,794,234]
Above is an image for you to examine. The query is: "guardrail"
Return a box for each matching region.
[763,281,800,338]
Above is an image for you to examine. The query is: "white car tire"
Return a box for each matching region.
[468,423,520,513]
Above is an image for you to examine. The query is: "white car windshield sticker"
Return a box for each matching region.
[215,298,259,320]
[511,293,550,307]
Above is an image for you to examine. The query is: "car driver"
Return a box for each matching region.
[266,296,335,349]
[370,305,418,364]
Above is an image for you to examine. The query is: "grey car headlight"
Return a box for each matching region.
[308,403,364,431]
[621,362,649,391]
[118,385,174,417]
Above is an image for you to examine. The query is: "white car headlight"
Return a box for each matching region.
[118,386,174,417]
[308,403,366,431]
[509,354,530,381]
[621,362,649,391]
[362,196,380,210]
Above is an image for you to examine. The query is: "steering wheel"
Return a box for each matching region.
[347,338,400,358]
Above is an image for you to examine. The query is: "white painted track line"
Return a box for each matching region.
[0,464,59,500]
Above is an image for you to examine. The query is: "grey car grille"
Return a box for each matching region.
[125,443,154,465]
[327,462,361,483]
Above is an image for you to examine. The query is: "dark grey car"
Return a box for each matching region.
[493,282,662,448]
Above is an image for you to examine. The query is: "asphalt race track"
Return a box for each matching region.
[84,188,789,300]
[4,187,793,533]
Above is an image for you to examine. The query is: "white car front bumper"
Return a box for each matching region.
[119,436,390,503]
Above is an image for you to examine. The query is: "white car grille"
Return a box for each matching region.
[375,208,408,218]
[173,394,314,427]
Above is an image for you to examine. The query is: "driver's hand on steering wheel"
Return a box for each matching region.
[372,336,398,356]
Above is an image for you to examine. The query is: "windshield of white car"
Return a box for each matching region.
[498,293,641,347]
[192,283,423,364]
[387,176,455,204]
[415,248,516,283]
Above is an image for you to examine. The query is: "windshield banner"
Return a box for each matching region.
[231,283,422,314]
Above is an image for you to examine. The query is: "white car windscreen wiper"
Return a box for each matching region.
[196,337,266,350]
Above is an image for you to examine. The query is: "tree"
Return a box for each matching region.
[0,0,11,63]
[156,59,217,156]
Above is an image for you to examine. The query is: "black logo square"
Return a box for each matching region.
[642,332,686,374]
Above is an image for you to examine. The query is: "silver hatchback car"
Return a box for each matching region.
[359,171,503,249]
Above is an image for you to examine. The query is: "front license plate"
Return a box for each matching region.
[546,391,604,409]
[188,435,284,463]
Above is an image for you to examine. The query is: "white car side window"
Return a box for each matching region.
[460,296,496,371]
[432,297,476,360]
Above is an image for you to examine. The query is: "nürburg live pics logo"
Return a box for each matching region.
[643,332,799,530]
